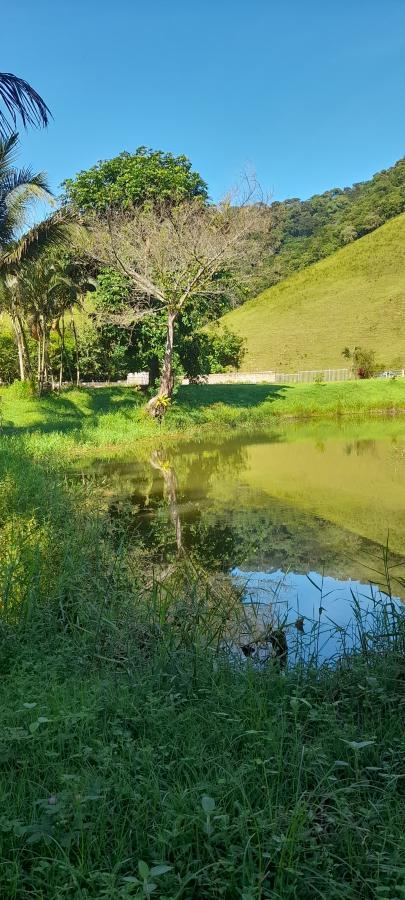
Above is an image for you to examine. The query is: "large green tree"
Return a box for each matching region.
[63,147,208,213]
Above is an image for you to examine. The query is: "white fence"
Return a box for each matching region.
[182,368,353,386]
[127,371,150,386]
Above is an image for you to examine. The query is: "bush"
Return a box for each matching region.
[0,332,19,383]
[342,345,377,379]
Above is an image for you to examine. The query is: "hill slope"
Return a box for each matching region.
[221,212,405,372]
[248,157,405,295]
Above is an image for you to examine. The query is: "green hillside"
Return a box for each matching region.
[220,212,405,372]
[249,157,405,295]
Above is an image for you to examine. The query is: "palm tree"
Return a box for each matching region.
[0,273,32,380]
[18,257,62,391]
[0,72,50,137]
[0,131,53,379]
[0,132,53,250]
[0,133,77,384]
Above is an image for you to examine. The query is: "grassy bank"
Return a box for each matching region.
[1,379,405,459]
[0,438,404,899]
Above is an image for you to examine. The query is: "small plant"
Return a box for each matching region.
[147,393,171,420]
[121,860,172,897]
[201,794,216,837]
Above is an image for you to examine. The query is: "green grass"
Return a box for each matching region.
[2,380,405,461]
[0,437,404,899]
[220,212,405,371]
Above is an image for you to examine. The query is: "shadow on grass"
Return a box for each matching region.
[0,387,143,437]
[176,383,291,410]
[1,384,291,440]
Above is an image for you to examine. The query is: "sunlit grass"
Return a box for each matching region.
[1,380,405,464]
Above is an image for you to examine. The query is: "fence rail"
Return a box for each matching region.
[56,368,405,390]
[182,368,353,386]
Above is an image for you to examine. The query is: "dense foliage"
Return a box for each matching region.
[78,267,245,383]
[0,329,19,382]
[0,246,245,387]
[250,157,405,293]
[63,147,208,212]
[342,346,377,379]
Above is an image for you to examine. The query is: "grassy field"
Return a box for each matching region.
[219,212,405,372]
[2,380,405,461]
[0,435,404,899]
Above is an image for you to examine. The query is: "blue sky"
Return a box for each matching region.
[4,0,405,203]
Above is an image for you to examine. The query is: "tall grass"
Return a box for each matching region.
[0,438,404,899]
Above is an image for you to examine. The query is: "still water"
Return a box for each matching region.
[93,421,405,660]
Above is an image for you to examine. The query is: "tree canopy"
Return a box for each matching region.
[63,147,208,212]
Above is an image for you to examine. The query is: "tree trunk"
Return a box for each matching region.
[70,312,80,387]
[18,315,32,379]
[147,310,177,416]
[11,312,31,381]
[37,333,41,387]
[11,314,25,381]
[59,317,65,389]
[37,317,51,395]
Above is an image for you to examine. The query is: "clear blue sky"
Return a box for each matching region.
[4,0,405,203]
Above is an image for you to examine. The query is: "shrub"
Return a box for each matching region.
[0,332,19,383]
[342,345,377,379]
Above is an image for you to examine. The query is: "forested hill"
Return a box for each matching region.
[251,157,405,295]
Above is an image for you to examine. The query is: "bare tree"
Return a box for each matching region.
[90,182,269,414]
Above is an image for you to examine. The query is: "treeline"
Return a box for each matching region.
[250,157,405,294]
[1,131,404,390]
[0,145,254,395]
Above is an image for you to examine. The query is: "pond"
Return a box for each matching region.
[92,420,405,661]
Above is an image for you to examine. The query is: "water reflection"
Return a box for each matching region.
[150,450,183,554]
[93,424,405,657]
[233,568,399,662]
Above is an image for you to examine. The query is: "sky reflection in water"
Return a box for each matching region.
[233,567,400,662]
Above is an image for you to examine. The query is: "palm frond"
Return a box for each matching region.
[0,173,54,245]
[1,168,52,203]
[0,211,74,269]
[0,133,54,247]
[0,73,51,137]
[0,132,19,177]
